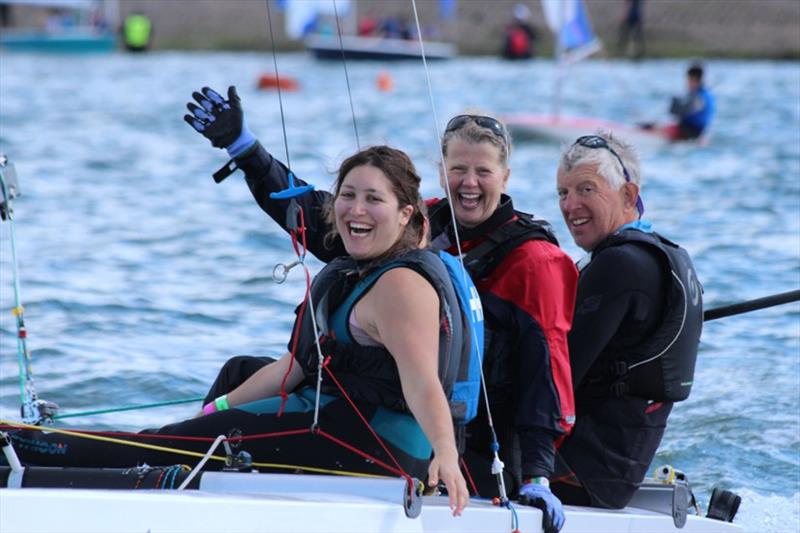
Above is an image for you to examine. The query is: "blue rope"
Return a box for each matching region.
[503,500,519,531]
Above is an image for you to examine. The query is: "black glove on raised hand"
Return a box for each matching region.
[184,86,255,158]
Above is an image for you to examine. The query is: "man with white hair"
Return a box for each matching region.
[552,132,704,508]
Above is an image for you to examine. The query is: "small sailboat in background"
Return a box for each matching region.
[0,0,118,53]
[502,0,674,148]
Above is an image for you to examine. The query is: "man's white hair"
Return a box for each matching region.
[558,130,641,190]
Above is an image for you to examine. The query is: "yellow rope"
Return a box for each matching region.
[2,419,223,460]
[1,419,389,479]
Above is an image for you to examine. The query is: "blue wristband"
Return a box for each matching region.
[225,122,256,158]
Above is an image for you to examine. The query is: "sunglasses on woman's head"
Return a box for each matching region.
[573,135,644,216]
[445,115,509,145]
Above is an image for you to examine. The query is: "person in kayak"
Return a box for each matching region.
[10,145,473,516]
[183,86,577,533]
[553,131,703,508]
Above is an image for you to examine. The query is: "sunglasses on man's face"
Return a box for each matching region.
[445,115,508,145]
[573,135,645,216]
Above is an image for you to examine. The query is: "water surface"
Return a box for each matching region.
[1,51,798,532]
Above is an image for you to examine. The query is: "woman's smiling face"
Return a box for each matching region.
[441,138,509,228]
[334,164,413,260]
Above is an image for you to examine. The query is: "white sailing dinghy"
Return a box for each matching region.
[502,0,674,148]
[0,465,742,533]
[0,142,741,533]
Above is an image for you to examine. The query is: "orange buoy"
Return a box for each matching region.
[257,74,299,91]
[376,71,393,92]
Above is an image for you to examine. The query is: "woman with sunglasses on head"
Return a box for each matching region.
[186,87,578,533]
[555,131,703,509]
[10,145,471,516]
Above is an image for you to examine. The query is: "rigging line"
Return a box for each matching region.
[1,419,223,459]
[177,434,226,489]
[322,362,411,483]
[332,0,361,149]
[0,419,395,479]
[0,163,40,424]
[51,396,204,420]
[260,2,326,425]
[287,211,327,428]
[409,0,507,501]
[264,0,292,168]
[409,0,494,433]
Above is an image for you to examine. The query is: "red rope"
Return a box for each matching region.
[460,455,479,496]
[2,212,419,485]
[279,208,311,417]
[155,469,167,488]
[229,428,310,442]
[315,429,405,478]
[321,358,411,484]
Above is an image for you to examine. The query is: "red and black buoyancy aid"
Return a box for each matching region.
[593,229,703,402]
[291,248,482,426]
[427,199,558,281]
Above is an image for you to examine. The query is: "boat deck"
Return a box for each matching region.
[0,472,743,532]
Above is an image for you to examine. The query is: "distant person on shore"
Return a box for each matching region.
[122,12,152,52]
[502,3,537,59]
[617,0,645,59]
[666,63,715,140]
[553,131,703,508]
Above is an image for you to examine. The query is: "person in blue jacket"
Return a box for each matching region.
[667,63,715,140]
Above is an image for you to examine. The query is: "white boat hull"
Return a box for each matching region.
[502,114,675,149]
[0,472,742,532]
[305,34,456,61]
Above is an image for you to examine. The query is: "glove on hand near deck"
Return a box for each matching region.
[184,86,256,158]
[519,482,565,533]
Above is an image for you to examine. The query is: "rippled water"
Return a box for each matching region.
[1,52,798,532]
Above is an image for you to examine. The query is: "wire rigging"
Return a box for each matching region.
[408,0,508,504]
[332,0,361,149]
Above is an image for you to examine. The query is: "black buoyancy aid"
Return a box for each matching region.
[594,229,703,402]
[428,199,558,280]
[292,249,482,426]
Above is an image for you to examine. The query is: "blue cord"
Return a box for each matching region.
[503,500,519,531]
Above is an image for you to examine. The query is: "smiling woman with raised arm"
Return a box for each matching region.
[10,145,476,516]
[182,86,578,533]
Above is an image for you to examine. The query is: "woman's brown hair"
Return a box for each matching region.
[323,145,427,264]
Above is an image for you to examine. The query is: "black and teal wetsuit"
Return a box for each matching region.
[227,143,578,498]
[11,250,473,482]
